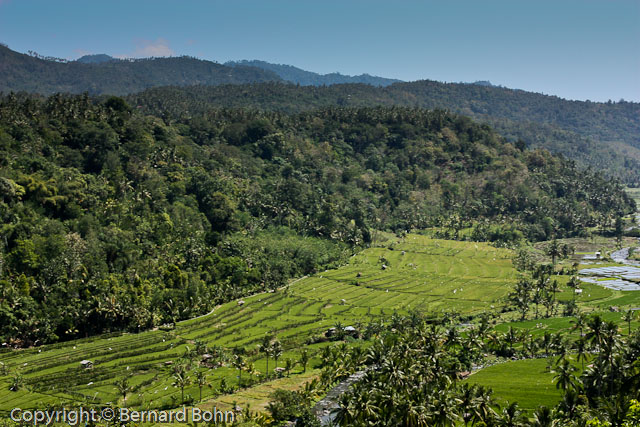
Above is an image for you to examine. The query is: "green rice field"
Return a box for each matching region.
[1,233,639,419]
[0,235,517,415]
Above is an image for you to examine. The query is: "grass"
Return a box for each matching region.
[464,357,577,412]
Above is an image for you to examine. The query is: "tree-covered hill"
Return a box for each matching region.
[3,43,639,182]
[225,59,402,86]
[0,92,634,346]
[130,82,640,184]
[0,45,281,95]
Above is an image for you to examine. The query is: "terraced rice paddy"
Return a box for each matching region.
[0,236,516,414]
[464,357,573,412]
[579,266,640,291]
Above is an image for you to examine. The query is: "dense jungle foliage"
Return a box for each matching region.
[0,93,634,347]
[129,82,640,185]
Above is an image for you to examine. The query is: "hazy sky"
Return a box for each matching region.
[0,0,638,102]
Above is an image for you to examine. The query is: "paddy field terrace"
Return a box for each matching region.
[1,234,639,420]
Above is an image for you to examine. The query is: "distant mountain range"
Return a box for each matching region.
[225,59,401,87]
[0,45,281,95]
[0,46,405,95]
[0,44,498,95]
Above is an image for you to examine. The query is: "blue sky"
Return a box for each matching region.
[0,0,638,101]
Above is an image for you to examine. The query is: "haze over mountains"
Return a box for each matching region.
[1,44,639,184]
[0,45,280,95]
[225,59,401,87]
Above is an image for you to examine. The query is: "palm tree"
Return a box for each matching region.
[573,337,589,370]
[567,276,581,301]
[457,383,478,426]
[259,335,273,379]
[445,326,461,349]
[284,358,294,377]
[271,339,283,373]
[541,332,553,357]
[487,331,504,353]
[556,389,582,422]
[549,280,560,315]
[299,349,310,373]
[525,333,538,358]
[245,362,258,385]
[585,314,604,350]
[499,402,526,427]
[532,406,554,427]
[547,239,562,265]
[553,359,578,391]
[622,309,636,336]
[114,376,132,405]
[471,386,496,425]
[429,390,461,426]
[571,312,587,338]
[351,385,381,425]
[172,370,191,404]
[332,392,357,426]
[195,370,208,402]
[505,326,520,355]
[232,354,246,387]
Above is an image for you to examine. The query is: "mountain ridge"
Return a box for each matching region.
[225,59,402,87]
[0,45,282,95]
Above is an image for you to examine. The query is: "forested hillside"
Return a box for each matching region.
[225,60,401,86]
[0,45,281,95]
[0,92,633,347]
[3,43,639,183]
[130,82,640,184]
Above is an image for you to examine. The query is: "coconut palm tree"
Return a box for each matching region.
[574,337,589,370]
[498,401,526,427]
[553,360,578,391]
[429,389,461,426]
[299,348,310,373]
[556,389,583,422]
[622,309,636,336]
[284,358,294,377]
[332,392,357,426]
[195,370,208,402]
[114,375,132,405]
[271,339,283,373]
[532,406,554,427]
[232,354,246,387]
[259,335,273,379]
[571,312,588,338]
[471,385,496,425]
[505,326,521,355]
[567,276,581,301]
[585,314,605,350]
[172,369,191,404]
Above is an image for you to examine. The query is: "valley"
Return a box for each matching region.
[2,233,639,425]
